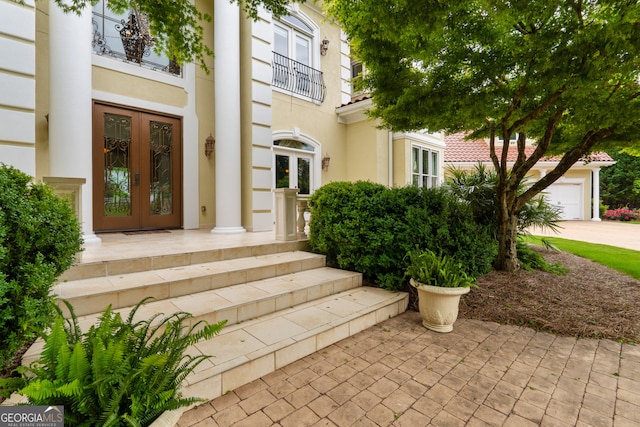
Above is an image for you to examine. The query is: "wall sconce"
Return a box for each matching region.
[320,38,330,56]
[322,154,331,171]
[205,133,215,158]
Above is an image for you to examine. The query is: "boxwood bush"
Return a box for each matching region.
[0,165,83,374]
[308,181,497,291]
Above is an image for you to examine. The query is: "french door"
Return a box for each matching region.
[92,103,182,232]
[275,151,312,195]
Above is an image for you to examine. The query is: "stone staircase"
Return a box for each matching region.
[23,239,409,407]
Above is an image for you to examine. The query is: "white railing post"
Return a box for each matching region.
[297,197,309,239]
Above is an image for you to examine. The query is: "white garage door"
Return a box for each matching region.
[544,183,583,220]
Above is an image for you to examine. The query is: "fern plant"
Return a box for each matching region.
[406,249,477,288]
[16,298,226,426]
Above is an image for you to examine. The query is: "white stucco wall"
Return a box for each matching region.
[0,0,36,176]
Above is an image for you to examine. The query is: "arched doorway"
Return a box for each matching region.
[272,131,321,196]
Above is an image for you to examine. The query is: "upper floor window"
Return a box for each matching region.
[92,0,180,76]
[351,59,364,96]
[497,133,518,144]
[274,15,313,67]
[412,145,439,188]
[272,13,326,103]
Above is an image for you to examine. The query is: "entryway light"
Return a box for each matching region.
[322,154,331,171]
[320,38,330,56]
[205,134,215,158]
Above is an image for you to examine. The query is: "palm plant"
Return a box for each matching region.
[444,163,561,237]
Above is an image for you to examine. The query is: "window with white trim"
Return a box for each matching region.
[92,0,180,76]
[274,15,313,67]
[350,59,364,97]
[272,13,326,102]
[411,146,439,188]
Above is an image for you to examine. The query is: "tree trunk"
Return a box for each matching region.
[494,194,520,272]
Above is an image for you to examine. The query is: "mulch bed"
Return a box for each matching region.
[458,247,640,343]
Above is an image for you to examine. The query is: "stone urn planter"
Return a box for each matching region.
[406,249,476,333]
[410,279,470,332]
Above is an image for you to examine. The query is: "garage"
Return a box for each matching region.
[544,183,583,220]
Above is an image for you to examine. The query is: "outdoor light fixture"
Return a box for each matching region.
[205,134,215,158]
[322,154,331,171]
[320,38,330,56]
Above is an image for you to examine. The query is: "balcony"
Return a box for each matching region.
[272,52,326,103]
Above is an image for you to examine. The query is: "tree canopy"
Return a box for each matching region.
[601,150,640,209]
[327,0,640,270]
[51,0,294,72]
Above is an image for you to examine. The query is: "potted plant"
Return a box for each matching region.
[406,249,476,333]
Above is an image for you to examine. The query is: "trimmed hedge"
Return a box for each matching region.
[308,181,497,291]
[0,165,83,373]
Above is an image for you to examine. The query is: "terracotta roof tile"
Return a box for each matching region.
[444,132,613,163]
[337,94,371,108]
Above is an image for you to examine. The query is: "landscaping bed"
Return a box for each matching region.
[459,246,640,343]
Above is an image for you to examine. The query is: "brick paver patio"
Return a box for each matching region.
[177,311,640,426]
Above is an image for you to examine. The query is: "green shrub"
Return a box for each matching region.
[0,165,83,372]
[14,299,226,426]
[308,181,496,291]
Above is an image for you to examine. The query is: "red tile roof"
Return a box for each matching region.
[337,94,371,108]
[444,133,613,163]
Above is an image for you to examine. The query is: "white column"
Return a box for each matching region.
[592,168,601,221]
[212,0,245,234]
[49,1,100,243]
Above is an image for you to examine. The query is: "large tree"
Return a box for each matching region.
[326,0,640,271]
[50,0,294,72]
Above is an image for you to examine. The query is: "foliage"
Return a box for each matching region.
[406,249,476,288]
[14,299,226,427]
[50,0,294,73]
[601,150,640,209]
[326,0,640,271]
[515,241,567,274]
[444,164,562,237]
[603,208,640,222]
[308,181,496,291]
[0,164,83,373]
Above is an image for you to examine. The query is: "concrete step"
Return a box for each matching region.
[180,286,409,402]
[60,240,308,281]
[54,251,326,317]
[55,266,362,336]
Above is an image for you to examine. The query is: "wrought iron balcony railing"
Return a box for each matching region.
[272,52,326,103]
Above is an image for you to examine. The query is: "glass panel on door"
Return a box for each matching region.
[103,113,132,217]
[149,121,173,216]
[275,155,290,188]
[298,157,310,195]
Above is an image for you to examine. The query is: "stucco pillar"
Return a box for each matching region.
[212,0,245,234]
[49,1,100,244]
[592,168,601,221]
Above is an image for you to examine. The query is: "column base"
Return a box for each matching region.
[591,217,602,222]
[211,226,247,234]
[82,233,102,245]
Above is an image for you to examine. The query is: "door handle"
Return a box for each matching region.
[134,172,140,186]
